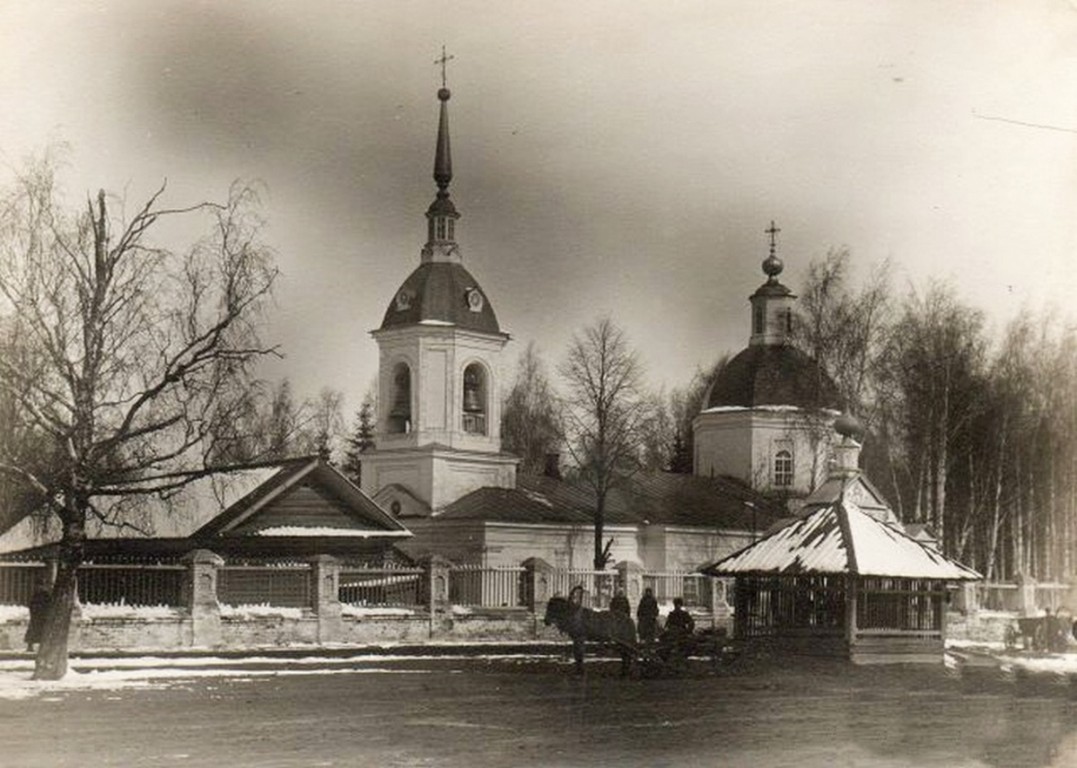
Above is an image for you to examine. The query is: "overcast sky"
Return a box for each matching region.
[2,1,1075,412]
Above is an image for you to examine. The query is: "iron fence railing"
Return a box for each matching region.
[339,568,425,608]
[449,565,525,608]
[218,564,312,609]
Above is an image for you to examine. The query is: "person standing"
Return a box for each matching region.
[25,584,52,653]
[609,590,630,617]
[637,587,659,645]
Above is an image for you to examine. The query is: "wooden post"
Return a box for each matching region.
[845,575,858,653]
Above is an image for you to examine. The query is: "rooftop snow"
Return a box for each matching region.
[251,526,378,537]
[702,499,980,580]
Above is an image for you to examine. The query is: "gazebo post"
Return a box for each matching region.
[845,575,858,653]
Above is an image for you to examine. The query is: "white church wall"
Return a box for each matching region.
[695,408,835,497]
[693,410,754,482]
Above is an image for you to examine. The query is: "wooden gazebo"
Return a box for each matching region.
[701,496,980,664]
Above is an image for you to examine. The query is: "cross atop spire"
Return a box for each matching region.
[435,45,455,90]
[765,220,781,258]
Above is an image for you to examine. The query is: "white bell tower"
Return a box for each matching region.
[360,71,517,514]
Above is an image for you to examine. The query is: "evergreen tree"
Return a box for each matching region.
[342,391,376,486]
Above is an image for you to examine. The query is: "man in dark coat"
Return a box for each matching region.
[25,585,51,653]
[609,590,630,618]
[636,587,659,645]
[664,597,695,637]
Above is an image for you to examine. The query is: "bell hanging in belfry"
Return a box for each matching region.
[463,367,483,413]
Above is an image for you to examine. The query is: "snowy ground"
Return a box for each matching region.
[1,654,1075,768]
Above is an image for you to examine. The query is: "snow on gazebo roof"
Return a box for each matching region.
[700,498,980,581]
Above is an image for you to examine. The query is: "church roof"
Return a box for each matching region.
[704,344,843,410]
[379,261,502,334]
[700,498,980,580]
[435,472,782,530]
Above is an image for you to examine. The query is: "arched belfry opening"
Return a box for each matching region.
[360,62,517,511]
[389,362,412,434]
[462,363,487,435]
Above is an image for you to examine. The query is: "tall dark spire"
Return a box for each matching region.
[433,87,453,192]
[423,47,461,263]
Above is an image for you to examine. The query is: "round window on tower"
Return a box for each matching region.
[465,287,484,313]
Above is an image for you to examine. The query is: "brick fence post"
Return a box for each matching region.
[184,549,223,648]
[522,557,554,635]
[421,555,452,638]
[710,577,734,632]
[310,554,342,644]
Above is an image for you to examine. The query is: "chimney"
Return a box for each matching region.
[544,451,562,480]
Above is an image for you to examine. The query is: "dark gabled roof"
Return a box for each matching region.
[193,458,409,539]
[436,472,782,530]
[379,261,502,335]
[705,344,843,410]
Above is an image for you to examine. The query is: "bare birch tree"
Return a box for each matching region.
[0,156,277,679]
[560,317,646,570]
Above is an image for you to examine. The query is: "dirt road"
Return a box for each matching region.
[0,656,1074,767]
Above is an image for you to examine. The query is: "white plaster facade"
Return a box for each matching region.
[361,325,517,511]
[693,407,838,497]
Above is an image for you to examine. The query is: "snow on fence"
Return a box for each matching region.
[449,564,526,608]
[218,562,312,609]
[339,567,425,608]
[644,572,713,608]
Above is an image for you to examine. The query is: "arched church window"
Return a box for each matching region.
[785,309,794,334]
[774,450,793,487]
[462,363,487,435]
[389,363,412,434]
[753,303,765,335]
[435,218,447,241]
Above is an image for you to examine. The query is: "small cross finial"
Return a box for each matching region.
[765,220,781,257]
[435,45,455,89]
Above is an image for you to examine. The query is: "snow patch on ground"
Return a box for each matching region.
[996,653,1077,676]
[0,653,558,700]
[79,603,182,620]
[341,604,416,617]
[0,604,28,621]
[219,604,305,619]
[0,666,440,701]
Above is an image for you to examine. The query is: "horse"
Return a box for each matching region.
[543,585,638,676]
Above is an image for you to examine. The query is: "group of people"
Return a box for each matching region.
[609,587,695,653]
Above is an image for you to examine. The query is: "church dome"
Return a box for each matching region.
[705,344,843,411]
[380,261,501,335]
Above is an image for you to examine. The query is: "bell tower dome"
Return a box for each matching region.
[360,56,517,514]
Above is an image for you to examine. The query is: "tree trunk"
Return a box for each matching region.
[33,515,85,681]
[593,491,606,571]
